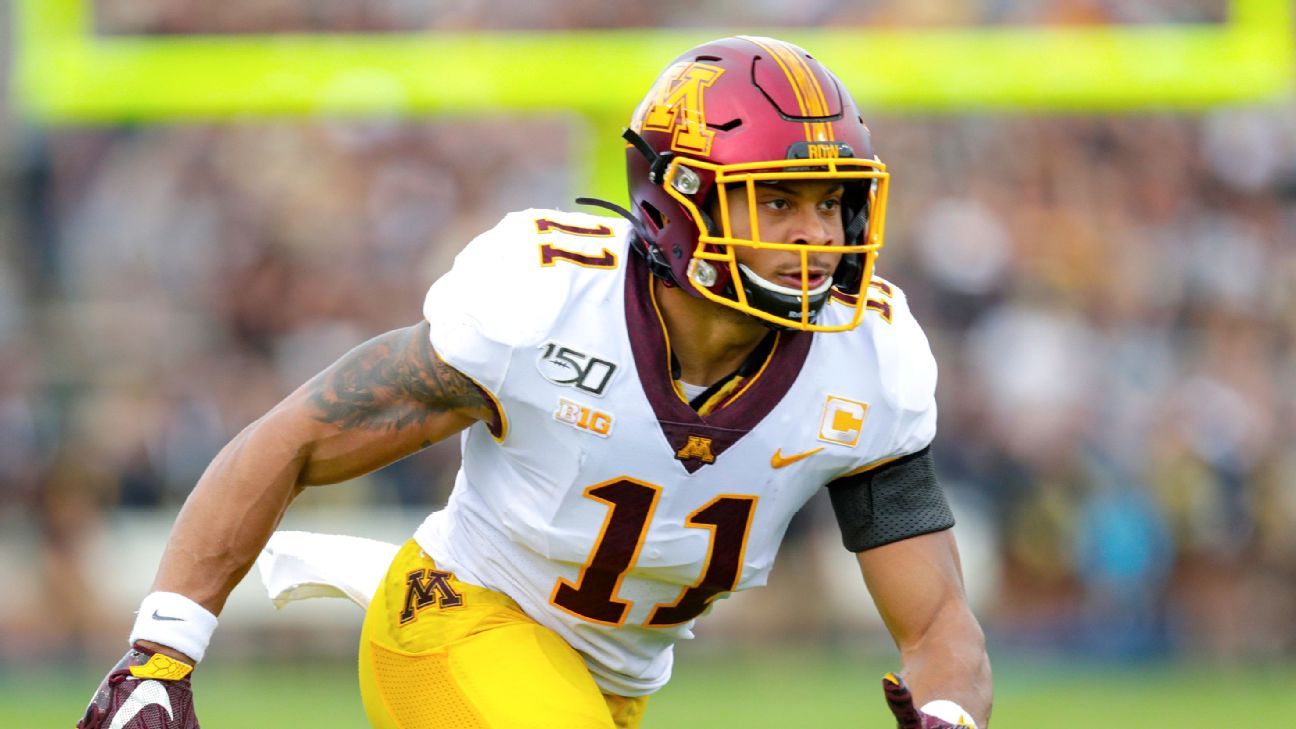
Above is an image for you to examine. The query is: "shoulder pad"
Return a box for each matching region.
[423,209,631,392]
[866,277,937,416]
[827,276,938,462]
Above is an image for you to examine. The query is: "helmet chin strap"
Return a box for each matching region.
[575,196,678,285]
[735,263,834,325]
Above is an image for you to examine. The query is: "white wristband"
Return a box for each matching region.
[921,699,977,728]
[129,592,219,663]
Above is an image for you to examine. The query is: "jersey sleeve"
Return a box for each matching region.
[422,208,627,394]
[422,211,561,393]
[845,280,939,477]
[826,283,948,551]
[880,283,938,459]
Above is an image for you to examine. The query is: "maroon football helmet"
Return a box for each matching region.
[623,36,889,331]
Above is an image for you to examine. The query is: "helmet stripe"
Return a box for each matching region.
[742,36,813,141]
[785,46,835,143]
[773,42,830,125]
[741,36,835,143]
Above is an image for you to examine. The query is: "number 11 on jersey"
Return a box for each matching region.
[549,478,758,628]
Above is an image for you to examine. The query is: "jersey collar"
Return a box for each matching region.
[624,254,813,473]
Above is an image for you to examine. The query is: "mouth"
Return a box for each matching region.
[775,269,830,290]
[739,264,836,298]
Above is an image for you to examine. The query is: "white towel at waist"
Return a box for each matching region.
[256,531,399,609]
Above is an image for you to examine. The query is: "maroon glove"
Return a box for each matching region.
[78,644,199,729]
[883,673,974,729]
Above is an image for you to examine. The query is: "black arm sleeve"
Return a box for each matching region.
[826,447,955,553]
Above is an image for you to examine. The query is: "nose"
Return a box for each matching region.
[788,205,837,247]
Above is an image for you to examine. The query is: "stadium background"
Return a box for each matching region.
[2,0,1295,726]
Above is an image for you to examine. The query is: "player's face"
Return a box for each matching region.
[717,180,845,292]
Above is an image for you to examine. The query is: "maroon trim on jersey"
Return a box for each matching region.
[624,255,813,474]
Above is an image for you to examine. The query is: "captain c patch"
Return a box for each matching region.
[818,396,868,447]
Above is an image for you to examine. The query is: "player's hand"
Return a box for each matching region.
[77,644,200,729]
[882,673,976,729]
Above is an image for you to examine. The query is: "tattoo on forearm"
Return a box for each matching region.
[308,323,488,430]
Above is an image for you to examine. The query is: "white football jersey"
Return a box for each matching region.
[414,209,937,696]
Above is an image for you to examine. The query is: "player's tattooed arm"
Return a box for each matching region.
[294,321,492,484]
[147,322,486,617]
[308,321,493,434]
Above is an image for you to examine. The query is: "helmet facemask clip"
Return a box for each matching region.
[623,128,675,186]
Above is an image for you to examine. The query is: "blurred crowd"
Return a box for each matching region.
[94,0,1226,33]
[3,0,1294,666]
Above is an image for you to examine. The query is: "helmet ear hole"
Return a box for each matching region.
[640,201,668,233]
[842,181,872,242]
[833,254,864,295]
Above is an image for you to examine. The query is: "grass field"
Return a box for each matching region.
[5,649,1293,728]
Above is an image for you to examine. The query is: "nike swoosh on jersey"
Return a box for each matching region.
[108,680,174,729]
[770,446,824,469]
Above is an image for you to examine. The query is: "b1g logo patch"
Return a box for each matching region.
[818,396,868,447]
[537,342,617,396]
[554,397,613,438]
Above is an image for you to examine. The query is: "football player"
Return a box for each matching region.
[78,36,992,729]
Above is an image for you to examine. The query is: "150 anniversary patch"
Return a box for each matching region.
[536,342,617,396]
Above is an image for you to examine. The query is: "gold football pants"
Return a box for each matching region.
[358,539,648,729]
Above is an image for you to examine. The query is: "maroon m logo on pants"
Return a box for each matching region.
[399,568,464,624]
